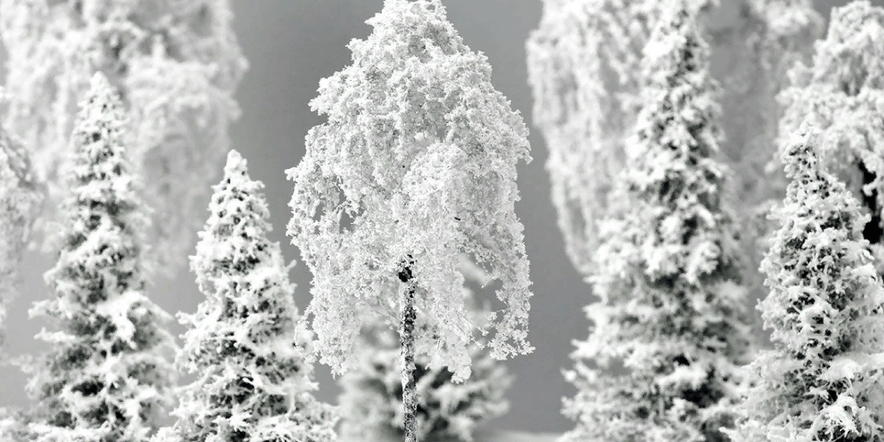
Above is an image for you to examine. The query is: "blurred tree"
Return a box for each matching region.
[0,0,247,275]
[286,1,534,440]
[561,3,753,442]
[24,73,176,442]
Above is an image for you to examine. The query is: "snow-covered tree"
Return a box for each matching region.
[24,73,176,442]
[561,3,753,442]
[727,129,884,442]
[339,259,512,442]
[526,0,820,280]
[287,1,533,441]
[779,0,884,271]
[0,125,41,351]
[157,150,337,442]
[0,0,247,274]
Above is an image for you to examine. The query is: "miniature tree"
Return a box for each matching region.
[24,73,176,442]
[287,1,533,441]
[0,0,247,274]
[526,0,820,284]
[157,150,337,442]
[779,0,884,270]
[727,129,884,442]
[339,259,512,442]
[0,126,42,352]
[561,3,753,442]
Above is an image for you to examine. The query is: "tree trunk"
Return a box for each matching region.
[399,263,418,442]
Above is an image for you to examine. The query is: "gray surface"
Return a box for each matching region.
[0,0,879,434]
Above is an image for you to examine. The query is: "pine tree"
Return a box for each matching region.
[0,126,42,352]
[157,150,337,442]
[287,1,533,441]
[339,259,512,442]
[561,3,753,442]
[526,0,820,285]
[0,0,247,274]
[779,0,884,270]
[24,73,176,442]
[727,128,884,442]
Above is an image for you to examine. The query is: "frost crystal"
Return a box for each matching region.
[727,129,884,442]
[0,0,247,274]
[158,150,338,442]
[24,73,176,442]
[561,4,753,442]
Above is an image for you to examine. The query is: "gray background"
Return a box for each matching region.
[0,0,878,434]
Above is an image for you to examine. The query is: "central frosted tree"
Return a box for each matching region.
[24,73,175,442]
[155,150,337,442]
[561,3,753,442]
[287,1,534,441]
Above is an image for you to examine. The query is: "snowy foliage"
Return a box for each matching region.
[339,260,512,442]
[561,4,753,442]
[287,0,533,382]
[779,0,884,260]
[0,125,41,351]
[526,0,820,278]
[0,0,247,274]
[24,74,176,442]
[159,150,337,442]
[727,130,884,442]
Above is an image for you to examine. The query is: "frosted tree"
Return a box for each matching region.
[779,0,884,273]
[286,1,533,441]
[727,129,884,442]
[0,0,247,274]
[156,150,337,442]
[526,0,820,280]
[561,3,753,442]
[339,259,512,442]
[24,73,176,442]
[0,125,41,352]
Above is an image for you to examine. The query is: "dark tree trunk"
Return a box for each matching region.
[860,162,883,245]
[398,260,418,442]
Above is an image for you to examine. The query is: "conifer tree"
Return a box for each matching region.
[779,0,884,270]
[0,126,41,351]
[339,260,512,442]
[287,1,533,441]
[0,0,247,274]
[727,129,884,442]
[527,0,820,283]
[561,3,753,442]
[157,150,337,442]
[24,73,175,442]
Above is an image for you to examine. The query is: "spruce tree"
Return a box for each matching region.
[561,3,753,442]
[727,129,884,442]
[287,1,533,441]
[527,0,821,289]
[0,0,247,274]
[24,73,175,442]
[157,150,337,442]
[779,0,884,270]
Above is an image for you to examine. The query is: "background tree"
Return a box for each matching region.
[0,0,247,274]
[779,0,884,274]
[0,125,41,353]
[561,3,753,442]
[24,73,175,442]
[157,150,337,442]
[727,129,884,442]
[526,0,821,293]
[339,259,513,442]
[287,0,534,440]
